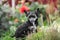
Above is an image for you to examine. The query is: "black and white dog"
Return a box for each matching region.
[12,8,40,39]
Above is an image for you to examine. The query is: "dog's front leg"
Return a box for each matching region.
[32,22,37,33]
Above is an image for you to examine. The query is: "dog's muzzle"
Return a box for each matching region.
[28,14,37,23]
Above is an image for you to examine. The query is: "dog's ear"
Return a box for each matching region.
[37,8,40,12]
[24,10,27,14]
[35,8,41,17]
[36,8,41,13]
[24,10,29,16]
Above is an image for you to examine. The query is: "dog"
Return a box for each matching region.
[11,8,41,39]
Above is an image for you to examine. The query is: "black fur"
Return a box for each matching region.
[12,8,40,39]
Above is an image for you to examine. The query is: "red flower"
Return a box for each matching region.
[19,5,29,14]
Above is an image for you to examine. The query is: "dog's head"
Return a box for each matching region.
[24,8,40,23]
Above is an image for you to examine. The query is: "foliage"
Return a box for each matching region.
[0,3,60,40]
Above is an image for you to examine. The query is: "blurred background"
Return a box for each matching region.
[0,0,60,40]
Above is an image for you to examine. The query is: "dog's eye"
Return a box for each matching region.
[29,16,35,18]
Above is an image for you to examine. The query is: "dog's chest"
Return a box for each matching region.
[28,26,34,30]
